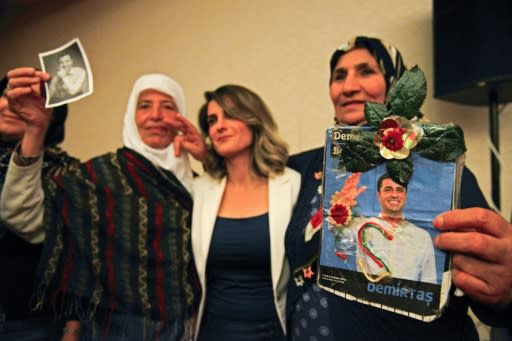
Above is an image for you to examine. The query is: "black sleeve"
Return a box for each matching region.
[459,167,489,209]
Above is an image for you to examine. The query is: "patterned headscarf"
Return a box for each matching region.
[329,36,407,93]
[122,73,193,193]
[0,75,68,146]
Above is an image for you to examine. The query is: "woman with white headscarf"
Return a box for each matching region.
[122,73,194,193]
[1,68,200,340]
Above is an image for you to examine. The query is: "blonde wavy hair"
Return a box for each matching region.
[198,84,289,179]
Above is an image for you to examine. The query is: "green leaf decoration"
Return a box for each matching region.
[387,66,426,119]
[415,123,467,161]
[336,65,466,187]
[340,132,384,172]
[365,102,389,128]
[386,159,413,186]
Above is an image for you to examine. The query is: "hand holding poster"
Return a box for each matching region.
[318,67,466,321]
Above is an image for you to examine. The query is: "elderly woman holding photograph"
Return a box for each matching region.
[1,68,199,340]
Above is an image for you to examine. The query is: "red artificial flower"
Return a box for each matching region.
[374,116,423,160]
[381,127,405,151]
[329,203,351,226]
[379,117,400,130]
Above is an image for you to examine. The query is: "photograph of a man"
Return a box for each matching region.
[39,38,93,107]
[49,53,87,102]
[356,173,437,284]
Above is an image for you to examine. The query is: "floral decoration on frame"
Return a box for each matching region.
[339,66,466,186]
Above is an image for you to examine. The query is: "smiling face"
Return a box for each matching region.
[206,99,253,160]
[330,48,387,125]
[377,177,407,217]
[135,89,179,149]
[59,54,73,73]
[0,93,25,142]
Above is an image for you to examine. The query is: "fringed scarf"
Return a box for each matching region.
[35,148,200,339]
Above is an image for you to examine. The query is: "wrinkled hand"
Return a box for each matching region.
[330,172,367,206]
[434,208,512,306]
[172,113,208,161]
[6,67,52,132]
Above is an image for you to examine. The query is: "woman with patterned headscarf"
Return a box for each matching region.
[284,36,408,341]
[1,69,200,340]
[285,36,511,340]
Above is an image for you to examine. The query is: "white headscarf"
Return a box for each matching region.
[123,73,193,193]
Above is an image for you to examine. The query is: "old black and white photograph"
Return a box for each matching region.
[39,38,93,107]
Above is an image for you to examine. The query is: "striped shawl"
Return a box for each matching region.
[36,147,200,331]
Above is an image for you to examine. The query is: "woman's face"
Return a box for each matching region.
[206,99,253,159]
[135,89,179,149]
[330,48,387,125]
[0,94,25,142]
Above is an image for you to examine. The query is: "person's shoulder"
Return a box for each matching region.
[42,146,81,176]
[403,218,431,236]
[83,150,118,168]
[460,166,489,209]
[73,66,86,74]
[283,166,300,180]
[288,147,323,164]
[89,150,116,161]
[44,146,79,160]
[287,147,324,173]
[193,171,209,183]
[193,172,221,189]
[275,167,301,190]
[353,216,376,227]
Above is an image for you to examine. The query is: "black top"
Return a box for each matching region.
[204,213,277,321]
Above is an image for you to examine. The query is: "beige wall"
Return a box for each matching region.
[1,0,510,218]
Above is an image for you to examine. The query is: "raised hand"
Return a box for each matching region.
[6,67,53,156]
[6,67,52,131]
[172,113,208,161]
